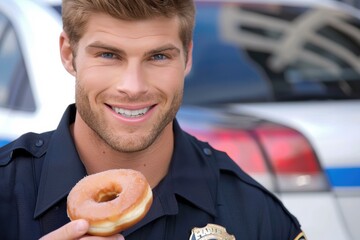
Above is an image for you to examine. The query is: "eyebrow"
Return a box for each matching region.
[86,41,125,55]
[86,41,181,57]
[144,44,181,57]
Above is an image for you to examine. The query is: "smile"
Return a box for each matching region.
[112,106,151,118]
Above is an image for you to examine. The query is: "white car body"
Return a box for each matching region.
[0,0,74,144]
[0,0,359,239]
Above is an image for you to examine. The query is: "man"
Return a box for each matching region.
[0,0,306,239]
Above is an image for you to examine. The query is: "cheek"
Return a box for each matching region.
[76,66,116,96]
[150,66,185,93]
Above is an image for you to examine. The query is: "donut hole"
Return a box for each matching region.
[97,191,118,202]
[95,185,122,203]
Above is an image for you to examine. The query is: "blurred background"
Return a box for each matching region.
[0,0,360,239]
[339,0,360,8]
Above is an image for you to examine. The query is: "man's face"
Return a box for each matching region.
[64,14,192,153]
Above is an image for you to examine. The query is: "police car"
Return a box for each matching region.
[0,0,359,239]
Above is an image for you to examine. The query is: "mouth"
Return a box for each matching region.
[111,106,152,118]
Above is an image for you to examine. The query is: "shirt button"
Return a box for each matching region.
[203,148,212,156]
[35,139,44,147]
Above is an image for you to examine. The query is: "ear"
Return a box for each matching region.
[184,40,193,76]
[59,31,76,76]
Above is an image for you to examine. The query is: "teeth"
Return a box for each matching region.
[112,106,150,118]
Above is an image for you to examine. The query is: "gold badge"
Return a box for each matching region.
[189,223,236,240]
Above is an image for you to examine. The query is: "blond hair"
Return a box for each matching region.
[62,0,195,55]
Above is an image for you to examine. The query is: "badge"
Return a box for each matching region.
[189,223,236,240]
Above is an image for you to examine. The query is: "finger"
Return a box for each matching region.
[40,219,89,240]
[81,234,125,240]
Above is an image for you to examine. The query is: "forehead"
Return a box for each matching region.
[80,13,182,46]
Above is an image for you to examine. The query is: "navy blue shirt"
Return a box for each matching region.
[0,104,305,239]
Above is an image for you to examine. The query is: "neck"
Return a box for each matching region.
[70,113,174,188]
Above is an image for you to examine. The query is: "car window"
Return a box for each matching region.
[0,11,35,111]
[52,5,61,15]
[183,3,360,105]
[183,4,273,105]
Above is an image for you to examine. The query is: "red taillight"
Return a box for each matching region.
[186,123,329,192]
[254,125,321,174]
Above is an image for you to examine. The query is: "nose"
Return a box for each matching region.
[115,61,149,98]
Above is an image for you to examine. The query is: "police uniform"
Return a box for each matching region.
[0,104,306,240]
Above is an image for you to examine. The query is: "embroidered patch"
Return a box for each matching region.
[294,232,307,240]
[189,223,236,240]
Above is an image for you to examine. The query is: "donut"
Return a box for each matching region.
[67,169,153,236]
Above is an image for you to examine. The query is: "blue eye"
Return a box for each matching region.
[101,52,115,59]
[152,54,167,61]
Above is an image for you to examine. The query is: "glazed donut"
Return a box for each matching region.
[67,169,153,236]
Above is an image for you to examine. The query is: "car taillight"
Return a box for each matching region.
[187,123,329,192]
[253,124,329,192]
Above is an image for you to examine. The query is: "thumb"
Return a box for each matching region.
[40,219,89,240]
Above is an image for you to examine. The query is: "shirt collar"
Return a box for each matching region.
[169,120,217,216]
[142,120,218,218]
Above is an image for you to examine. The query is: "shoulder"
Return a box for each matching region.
[0,131,53,167]
[0,104,75,167]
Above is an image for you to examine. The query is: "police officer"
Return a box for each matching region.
[0,0,307,239]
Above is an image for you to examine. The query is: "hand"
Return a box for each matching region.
[39,219,125,240]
